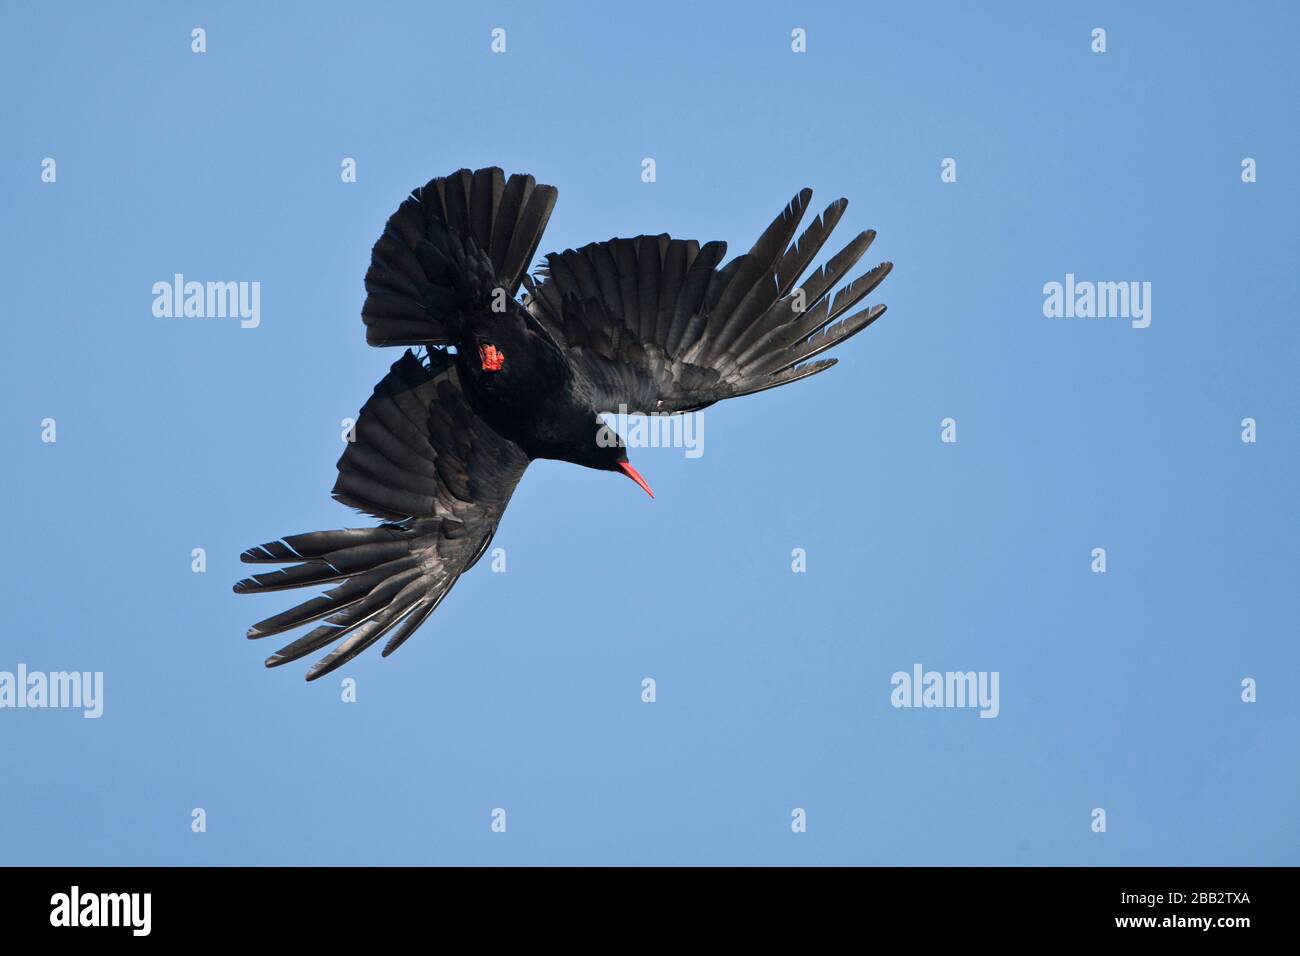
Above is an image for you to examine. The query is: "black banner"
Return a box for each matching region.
[0,866,1281,940]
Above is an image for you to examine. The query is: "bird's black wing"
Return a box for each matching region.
[362,167,558,347]
[234,349,528,680]
[523,189,892,413]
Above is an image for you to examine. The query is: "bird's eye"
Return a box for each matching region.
[478,343,505,372]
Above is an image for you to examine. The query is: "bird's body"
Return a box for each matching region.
[453,301,600,467]
[236,167,893,679]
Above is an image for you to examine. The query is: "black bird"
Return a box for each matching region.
[235,167,893,679]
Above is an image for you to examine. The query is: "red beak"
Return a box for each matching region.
[617,461,654,498]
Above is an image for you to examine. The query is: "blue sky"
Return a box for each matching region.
[1,1,1295,865]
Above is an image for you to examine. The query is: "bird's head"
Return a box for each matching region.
[590,415,654,499]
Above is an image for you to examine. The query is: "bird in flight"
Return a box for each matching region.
[235,167,893,679]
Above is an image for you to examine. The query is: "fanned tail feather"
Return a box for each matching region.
[235,348,530,680]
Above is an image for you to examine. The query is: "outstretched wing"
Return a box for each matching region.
[362,167,558,348]
[234,349,529,680]
[523,189,892,413]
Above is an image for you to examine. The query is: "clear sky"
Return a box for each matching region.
[1,1,1295,865]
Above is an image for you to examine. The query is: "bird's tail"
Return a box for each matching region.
[232,353,452,676]
[233,350,528,680]
[233,521,456,679]
[361,167,558,347]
